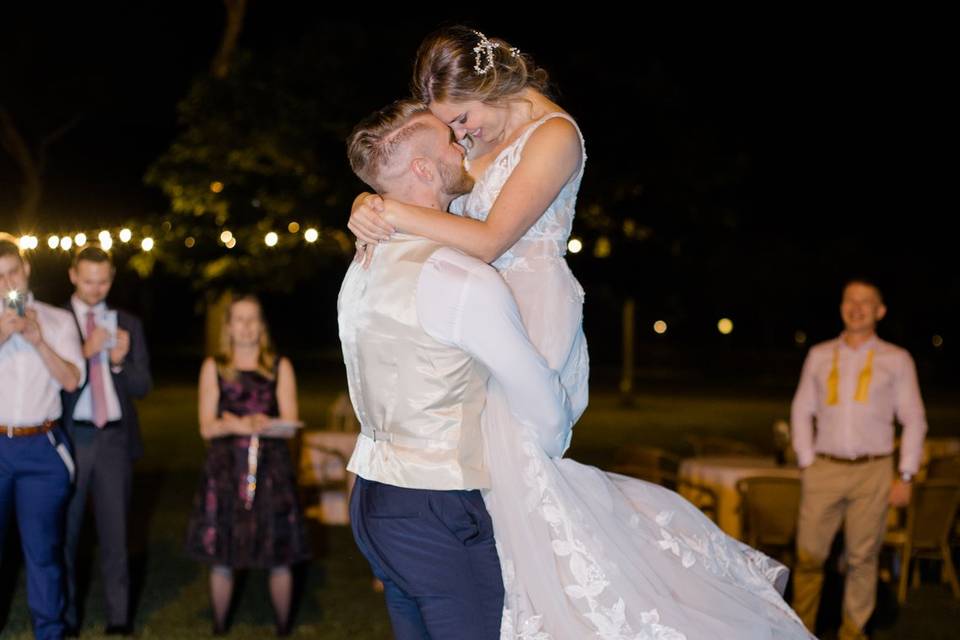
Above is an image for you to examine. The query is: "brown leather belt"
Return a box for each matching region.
[817,453,892,464]
[3,420,57,438]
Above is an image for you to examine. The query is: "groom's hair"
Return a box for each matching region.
[347,99,431,192]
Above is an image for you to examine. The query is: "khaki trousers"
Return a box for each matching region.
[792,456,892,637]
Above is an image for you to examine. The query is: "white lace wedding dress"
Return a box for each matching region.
[450,112,814,640]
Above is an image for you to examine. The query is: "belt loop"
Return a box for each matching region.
[6,424,11,438]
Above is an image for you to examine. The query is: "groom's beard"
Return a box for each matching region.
[438,159,475,201]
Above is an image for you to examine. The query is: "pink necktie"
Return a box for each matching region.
[86,310,108,428]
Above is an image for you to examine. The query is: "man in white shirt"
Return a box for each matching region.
[339,100,572,639]
[61,245,152,636]
[791,278,928,640]
[0,233,84,640]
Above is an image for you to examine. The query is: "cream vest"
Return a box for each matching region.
[339,235,489,490]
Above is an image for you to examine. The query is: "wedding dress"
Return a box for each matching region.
[450,112,814,640]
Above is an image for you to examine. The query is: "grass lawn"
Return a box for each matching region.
[1,377,958,639]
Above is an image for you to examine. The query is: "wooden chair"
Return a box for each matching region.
[609,445,680,489]
[299,441,351,523]
[925,455,960,550]
[883,479,960,603]
[327,391,360,432]
[687,435,762,458]
[736,476,802,563]
[677,479,720,524]
[927,454,960,480]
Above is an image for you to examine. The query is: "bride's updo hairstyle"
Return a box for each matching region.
[412,26,552,105]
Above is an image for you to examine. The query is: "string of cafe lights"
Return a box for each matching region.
[9,224,945,349]
[13,222,329,255]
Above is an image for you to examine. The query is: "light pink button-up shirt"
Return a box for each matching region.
[791,333,927,474]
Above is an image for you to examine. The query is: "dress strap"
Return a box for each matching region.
[514,112,587,184]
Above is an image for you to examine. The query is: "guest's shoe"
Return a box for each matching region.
[104,624,134,636]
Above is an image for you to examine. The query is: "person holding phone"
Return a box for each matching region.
[185,294,310,636]
[0,232,84,640]
[61,245,152,636]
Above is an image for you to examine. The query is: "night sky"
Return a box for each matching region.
[2,6,955,383]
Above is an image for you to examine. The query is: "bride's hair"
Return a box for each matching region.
[412,26,552,105]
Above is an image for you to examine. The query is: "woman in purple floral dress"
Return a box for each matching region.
[185,295,310,636]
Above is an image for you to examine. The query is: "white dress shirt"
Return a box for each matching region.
[791,333,928,474]
[416,247,572,457]
[70,296,123,423]
[0,295,86,427]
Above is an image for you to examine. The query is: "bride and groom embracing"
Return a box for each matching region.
[337,26,814,640]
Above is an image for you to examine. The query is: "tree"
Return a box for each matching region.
[143,21,413,350]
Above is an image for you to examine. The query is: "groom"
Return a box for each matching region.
[340,100,573,639]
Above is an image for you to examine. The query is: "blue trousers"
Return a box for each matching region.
[350,477,504,640]
[0,428,71,640]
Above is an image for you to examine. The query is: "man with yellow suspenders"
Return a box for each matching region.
[791,278,928,639]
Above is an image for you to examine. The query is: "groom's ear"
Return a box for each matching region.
[409,157,434,183]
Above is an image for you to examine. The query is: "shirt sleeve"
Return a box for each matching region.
[791,349,818,468]
[417,247,573,458]
[50,308,86,388]
[894,350,927,475]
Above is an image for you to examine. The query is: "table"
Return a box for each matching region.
[298,430,358,525]
[679,456,800,540]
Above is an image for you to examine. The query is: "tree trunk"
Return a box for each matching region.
[0,108,42,228]
[619,297,635,402]
[210,0,248,79]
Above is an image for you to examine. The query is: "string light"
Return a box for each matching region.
[568,238,583,254]
[594,236,611,258]
[12,222,347,256]
[653,320,667,335]
[718,318,734,335]
[210,181,224,193]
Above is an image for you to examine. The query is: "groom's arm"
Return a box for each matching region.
[416,247,573,458]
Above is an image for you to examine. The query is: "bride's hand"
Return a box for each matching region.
[353,239,377,268]
[348,193,395,245]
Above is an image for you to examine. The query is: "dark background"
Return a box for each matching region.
[2,5,955,388]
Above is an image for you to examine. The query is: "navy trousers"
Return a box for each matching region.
[0,428,71,640]
[350,477,504,640]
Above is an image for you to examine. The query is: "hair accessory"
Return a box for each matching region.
[472,30,520,76]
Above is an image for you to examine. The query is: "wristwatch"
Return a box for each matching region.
[899,471,913,484]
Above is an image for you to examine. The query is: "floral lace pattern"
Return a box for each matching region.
[466,112,812,639]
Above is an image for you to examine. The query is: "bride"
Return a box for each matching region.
[349,26,814,640]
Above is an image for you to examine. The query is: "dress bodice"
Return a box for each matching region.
[451,112,587,272]
[217,368,279,418]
